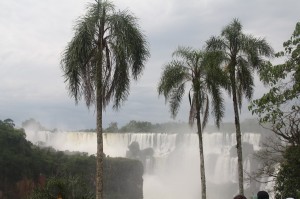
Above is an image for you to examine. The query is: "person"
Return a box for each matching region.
[234,194,247,199]
[257,191,269,199]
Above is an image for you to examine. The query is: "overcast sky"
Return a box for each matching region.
[0,0,299,130]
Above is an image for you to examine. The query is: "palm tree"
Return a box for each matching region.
[206,18,273,195]
[158,46,226,199]
[60,1,149,199]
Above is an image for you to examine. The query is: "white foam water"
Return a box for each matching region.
[25,130,267,199]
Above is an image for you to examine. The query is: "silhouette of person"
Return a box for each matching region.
[257,191,269,199]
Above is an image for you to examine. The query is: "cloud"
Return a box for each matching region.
[0,0,299,129]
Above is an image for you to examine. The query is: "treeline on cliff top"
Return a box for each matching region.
[21,117,268,134]
[95,119,267,134]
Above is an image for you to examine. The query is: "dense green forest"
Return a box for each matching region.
[0,119,143,199]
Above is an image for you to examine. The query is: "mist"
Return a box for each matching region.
[24,121,271,199]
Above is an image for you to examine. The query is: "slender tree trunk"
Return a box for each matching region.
[96,3,104,199]
[96,60,104,199]
[196,95,207,199]
[231,74,244,195]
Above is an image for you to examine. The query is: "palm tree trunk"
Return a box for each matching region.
[231,80,244,195]
[96,3,105,199]
[196,96,207,199]
[96,61,104,199]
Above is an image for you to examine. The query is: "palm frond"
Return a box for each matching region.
[100,9,149,109]
[158,61,188,100]
[159,46,226,130]
[111,47,130,109]
[221,18,242,47]
[206,18,273,114]
[206,36,226,52]
[61,13,96,106]
[61,0,149,110]
[107,10,149,80]
[172,46,193,58]
[169,83,186,118]
[240,35,274,68]
[209,80,225,128]
[237,57,254,101]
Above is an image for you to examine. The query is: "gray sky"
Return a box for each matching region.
[0,0,299,130]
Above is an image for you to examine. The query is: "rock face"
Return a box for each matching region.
[126,141,155,173]
[104,157,144,199]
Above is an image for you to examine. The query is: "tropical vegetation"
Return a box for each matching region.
[250,21,300,198]
[60,0,149,198]
[206,18,274,195]
[158,46,227,199]
[0,118,143,199]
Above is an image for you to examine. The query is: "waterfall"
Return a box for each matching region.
[25,130,265,199]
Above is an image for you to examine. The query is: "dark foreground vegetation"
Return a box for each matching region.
[0,119,143,199]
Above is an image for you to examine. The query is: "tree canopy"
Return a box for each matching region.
[158,46,227,199]
[158,46,226,128]
[249,21,300,198]
[206,18,274,195]
[61,0,149,109]
[61,1,149,198]
[250,22,300,146]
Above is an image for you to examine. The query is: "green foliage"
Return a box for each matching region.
[104,158,143,199]
[28,176,95,199]
[117,120,196,133]
[104,122,119,132]
[158,46,226,129]
[0,119,143,199]
[0,120,33,183]
[249,21,300,146]
[2,118,15,128]
[206,18,274,195]
[206,18,274,110]
[61,0,149,109]
[106,119,264,133]
[61,2,149,198]
[275,146,300,199]
[158,45,227,199]
[0,119,96,198]
[248,21,300,198]
[81,120,206,133]
[119,120,153,132]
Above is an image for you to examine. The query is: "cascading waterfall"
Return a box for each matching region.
[25,130,265,199]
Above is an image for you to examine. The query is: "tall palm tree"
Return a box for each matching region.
[158,46,226,199]
[60,1,149,199]
[206,19,273,195]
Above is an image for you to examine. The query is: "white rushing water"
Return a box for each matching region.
[25,130,265,199]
